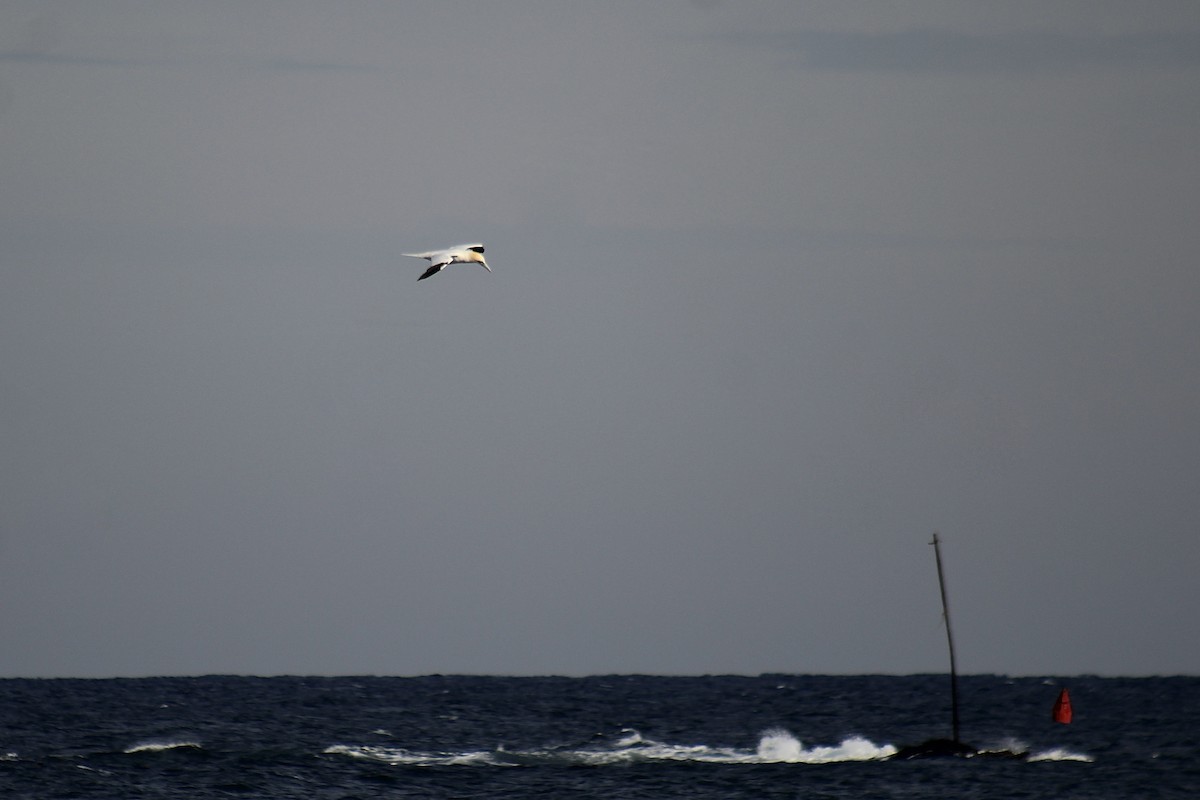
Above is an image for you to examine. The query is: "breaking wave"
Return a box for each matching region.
[977,738,1092,762]
[1027,748,1094,763]
[124,740,203,754]
[326,728,897,767]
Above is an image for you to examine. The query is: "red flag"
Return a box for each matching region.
[1052,688,1072,724]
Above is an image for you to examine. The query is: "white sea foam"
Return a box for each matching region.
[755,729,896,763]
[1027,747,1094,763]
[615,728,644,747]
[325,728,897,767]
[977,737,1030,757]
[756,728,804,761]
[124,740,202,754]
[325,744,504,766]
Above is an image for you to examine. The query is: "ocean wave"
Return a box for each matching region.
[325,728,897,767]
[1027,748,1094,763]
[124,740,203,754]
[325,744,503,766]
[325,731,1092,768]
[757,728,896,763]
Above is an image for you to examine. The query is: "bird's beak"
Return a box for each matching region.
[480,260,491,272]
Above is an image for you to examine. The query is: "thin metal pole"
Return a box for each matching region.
[931,532,961,743]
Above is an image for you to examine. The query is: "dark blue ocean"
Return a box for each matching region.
[1,674,1195,799]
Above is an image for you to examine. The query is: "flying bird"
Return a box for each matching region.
[403,244,490,281]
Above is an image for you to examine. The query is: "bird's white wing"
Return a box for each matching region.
[404,249,454,266]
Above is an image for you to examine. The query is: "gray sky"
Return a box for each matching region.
[2,1,1198,678]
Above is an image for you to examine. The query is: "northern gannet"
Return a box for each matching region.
[403,244,490,281]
